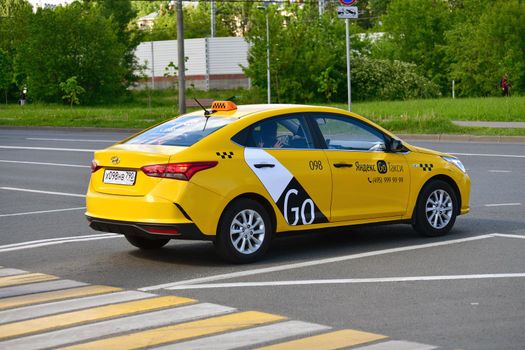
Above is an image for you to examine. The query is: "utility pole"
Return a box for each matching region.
[176,0,186,114]
[265,10,270,104]
[211,0,216,38]
[150,41,155,90]
[346,18,351,111]
[257,5,271,104]
[319,0,325,16]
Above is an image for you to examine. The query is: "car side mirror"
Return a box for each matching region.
[389,139,404,152]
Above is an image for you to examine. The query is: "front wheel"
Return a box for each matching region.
[125,235,170,250]
[215,199,273,263]
[413,180,458,237]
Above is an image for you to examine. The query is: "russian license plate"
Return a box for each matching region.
[103,170,136,186]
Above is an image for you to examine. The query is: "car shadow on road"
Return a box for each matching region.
[126,216,518,267]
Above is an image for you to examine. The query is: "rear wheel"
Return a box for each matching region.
[413,180,458,237]
[125,235,170,250]
[215,199,272,263]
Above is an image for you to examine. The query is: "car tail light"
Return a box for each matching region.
[141,161,218,180]
[91,160,102,173]
[142,226,180,235]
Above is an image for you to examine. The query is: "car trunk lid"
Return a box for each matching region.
[91,144,186,196]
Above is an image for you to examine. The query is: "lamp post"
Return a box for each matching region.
[211,0,216,38]
[257,5,271,104]
[175,0,186,114]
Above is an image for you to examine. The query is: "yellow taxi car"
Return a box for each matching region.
[86,101,470,263]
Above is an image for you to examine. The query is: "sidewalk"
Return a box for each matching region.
[452,121,525,128]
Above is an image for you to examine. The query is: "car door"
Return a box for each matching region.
[241,114,332,227]
[310,113,410,222]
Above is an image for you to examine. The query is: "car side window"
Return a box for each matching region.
[315,115,386,151]
[238,115,315,149]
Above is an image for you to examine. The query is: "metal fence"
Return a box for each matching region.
[134,37,250,90]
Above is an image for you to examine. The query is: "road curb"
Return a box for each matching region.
[2,126,525,144]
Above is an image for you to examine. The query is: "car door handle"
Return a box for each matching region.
[333,163,353,168]
[254,163,275,169]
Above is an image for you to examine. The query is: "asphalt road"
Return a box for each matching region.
[1,127,524,350]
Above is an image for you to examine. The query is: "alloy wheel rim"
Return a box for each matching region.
[230,209,265,255]
[425,189,453,229]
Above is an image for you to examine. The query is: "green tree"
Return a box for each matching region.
[446,0,525,96]
[0,48,13,103]
[0,0,32,53]
[244,3,438,103]
[16,3,128,103]
[132,0,163,17]
[378,0,453,92]
[0,0,32,98]
[91,0,142,85]
[60,76,85,107]
[141,2,246,41]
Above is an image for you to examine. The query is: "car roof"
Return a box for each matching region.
[183,104,337,120]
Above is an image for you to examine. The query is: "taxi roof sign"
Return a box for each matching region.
[211,101,237,112]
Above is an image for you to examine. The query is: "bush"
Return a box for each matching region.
[351,56,441,101]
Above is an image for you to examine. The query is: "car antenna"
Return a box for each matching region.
[193,98,212,116]
[193,98,213,130]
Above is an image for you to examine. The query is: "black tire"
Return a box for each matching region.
[125,235,170,250]
[215,198,273,263]
[413,180,458,237]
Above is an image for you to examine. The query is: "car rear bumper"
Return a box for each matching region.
[86,216,212,241]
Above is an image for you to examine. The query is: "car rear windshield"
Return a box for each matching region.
[125,115,236,146]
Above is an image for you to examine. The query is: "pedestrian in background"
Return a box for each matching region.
[19,88,27,106]
[500,74,511,97]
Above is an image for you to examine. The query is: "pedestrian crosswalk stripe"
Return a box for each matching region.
[0,295,195,340]
[255,329,388,350]
[0,267,442,350]
[0,273,58,288]
[349,340,438,350]
[0,285,122,310]
[0,303,237,350]
[0,268,28,277]
[0,303,236,350]
[0,280,87,298]
[60,311,286,350]
[153,320,331,350]
[0,290,155,324]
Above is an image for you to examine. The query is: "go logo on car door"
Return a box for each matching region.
[245,148,328,226]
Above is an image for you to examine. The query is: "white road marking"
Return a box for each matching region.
[488,170,512,173]
[154,321,330,350]
[0,234,121,253]
[0,280,88,298]
[450,152,525,158]
[484,203,521,207]
[0,207,86,217]
[165,273,525,290]
[0,290,154,324]
[0,303,235,350]
[26,137,118,143]
[0,187,85,198]
[0,145,95,152]
[0,268,27,277]
[0,159,88,168]
[351,340,437,350]
[493,233,525,240]
[139,234,496,291]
